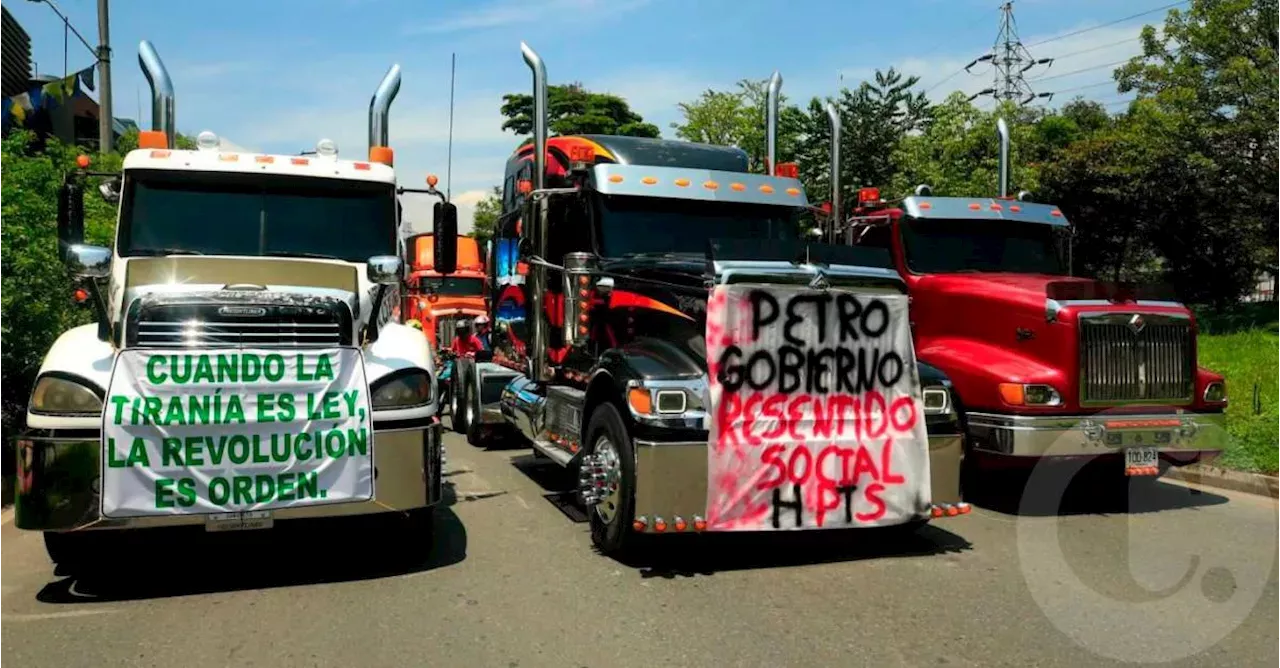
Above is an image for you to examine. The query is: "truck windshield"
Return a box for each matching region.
[595,194,801,257]
[900,217,1068,275]
[420,276,484,296]
[118,169,396,262]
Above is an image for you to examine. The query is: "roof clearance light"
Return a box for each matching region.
[316,138,339,158]
[196,130,219,151]
[775,162,799,178]
[568,145,594,162]
[858,187,880,203]
[427,174,440,188]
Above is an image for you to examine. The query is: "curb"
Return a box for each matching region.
[1166,464,1279,499]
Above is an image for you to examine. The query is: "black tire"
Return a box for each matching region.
[452,369,471,435]
[43,531,100,571]
[465,386,485,447]
[585,402,638,555]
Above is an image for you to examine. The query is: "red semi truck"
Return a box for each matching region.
[821,116,1227,482]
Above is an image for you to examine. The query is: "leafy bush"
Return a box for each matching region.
[1,132,119,441]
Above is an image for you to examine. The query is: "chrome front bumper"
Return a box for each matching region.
[14,421,444,532]
[630,434,964,532]
[966,411,1226,460]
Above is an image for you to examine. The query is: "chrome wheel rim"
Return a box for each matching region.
[592,436,623,524]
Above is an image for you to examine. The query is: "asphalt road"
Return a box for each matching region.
[3,429,1276,668]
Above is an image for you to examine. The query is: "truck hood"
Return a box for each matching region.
[915,272,1184,313]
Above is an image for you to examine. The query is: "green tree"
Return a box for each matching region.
[1112,0,1278,305]
[670,79,805,173]
[470,186,501,246]
[798,68,933,205]
[500,83,659,138]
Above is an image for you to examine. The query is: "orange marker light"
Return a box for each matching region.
[427,174,440,188]
[291,157,310,165]
[255,155,275,164]
[945,505,960,516]
[1050,210,1063,217]
[759,185,775,194]
[703,181,719,191]
[633,518,647,532]
[150,150,171,159]
[693,517,707,531]
[354,162,371,171]
[219,154,240,162]
[968,202,981,210]
[1009,205,1021,212]
[674,518,688,532]
[75,155,90,169]
[786,187,801,197]
[919,201,932,210]
[628,388,652,414]
[641,176,658,185]
[998,383,1025,405]
[930,506,944,518]
[653,518,668,533]
[674,178,690,187]
[730,183,746,192]
[990,203,1003,211]
[609,174,624,183]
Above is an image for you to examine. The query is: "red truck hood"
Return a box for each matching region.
[920,272,1180,306]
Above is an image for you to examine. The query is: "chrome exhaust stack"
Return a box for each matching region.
[996,117,1010,198]
[138,40,175,149]
[826,102,842,242]
[368,64,401,163]
[766,71,782,175]
[521,42,550,382]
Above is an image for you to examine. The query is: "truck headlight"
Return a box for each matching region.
[1203,381,1227,403]
[999,382,1062,406]
[922,386,952,415]
[371,371,433,409]
[29,375,103,415]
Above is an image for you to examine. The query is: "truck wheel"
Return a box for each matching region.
[465,383,486,447]
[43,531,100,571]
[452,372,471,435]
[585,403,638,556]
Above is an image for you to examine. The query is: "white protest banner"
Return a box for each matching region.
[705,286,930,531]
[101,348,374,518]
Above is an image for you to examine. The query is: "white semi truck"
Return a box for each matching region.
[13,41,449,569]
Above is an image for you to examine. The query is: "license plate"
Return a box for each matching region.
[1124,448,1159,475]
[205,511,274,532]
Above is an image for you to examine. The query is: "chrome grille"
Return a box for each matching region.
[135,321,342,347]
[1079,313,1193,404]
[126,293,353,348]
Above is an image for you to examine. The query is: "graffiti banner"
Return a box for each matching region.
[705,286,930,531]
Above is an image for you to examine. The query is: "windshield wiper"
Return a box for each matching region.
[128,248,203,256]
[262,250,343,260]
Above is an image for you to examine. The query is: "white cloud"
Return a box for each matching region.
[403,0,652,35]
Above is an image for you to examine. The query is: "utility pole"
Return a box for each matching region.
[964,2,1053,106]
[97,0,113,152]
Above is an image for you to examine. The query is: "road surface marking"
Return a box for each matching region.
[6,608,119,622]
[514,494,530,509]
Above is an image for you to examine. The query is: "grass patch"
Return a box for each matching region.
[1198,322,1278,474]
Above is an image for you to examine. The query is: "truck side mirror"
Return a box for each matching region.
[367,255,403,285]
[57,179,85,262]
[433,202,458,275]
[98,177,122,204]
[67,244,112,279]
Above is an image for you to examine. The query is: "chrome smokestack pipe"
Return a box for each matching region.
[826,101,841,242]
[368,64,402,151]
[138,40,175,149]
[521,42,550,381]
[996,117,1010,198]
[766,71,782,175]
[521,42,547,192]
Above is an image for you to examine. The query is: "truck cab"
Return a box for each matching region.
[841,120,1227,477]
[404,233,487,351]
[444,46,968,556]
[15,41,443,569]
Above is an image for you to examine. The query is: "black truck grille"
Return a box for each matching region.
[1079,313,1194,404]
[126,292,354,348]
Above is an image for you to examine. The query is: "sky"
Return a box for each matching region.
[7,0,1179,233]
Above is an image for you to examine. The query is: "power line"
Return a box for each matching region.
[967,2,1055,106]
[1025,1,1187,48]
[1032,57,1134,83]
[1051,79,1117,94]
[921,4,1004,95]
